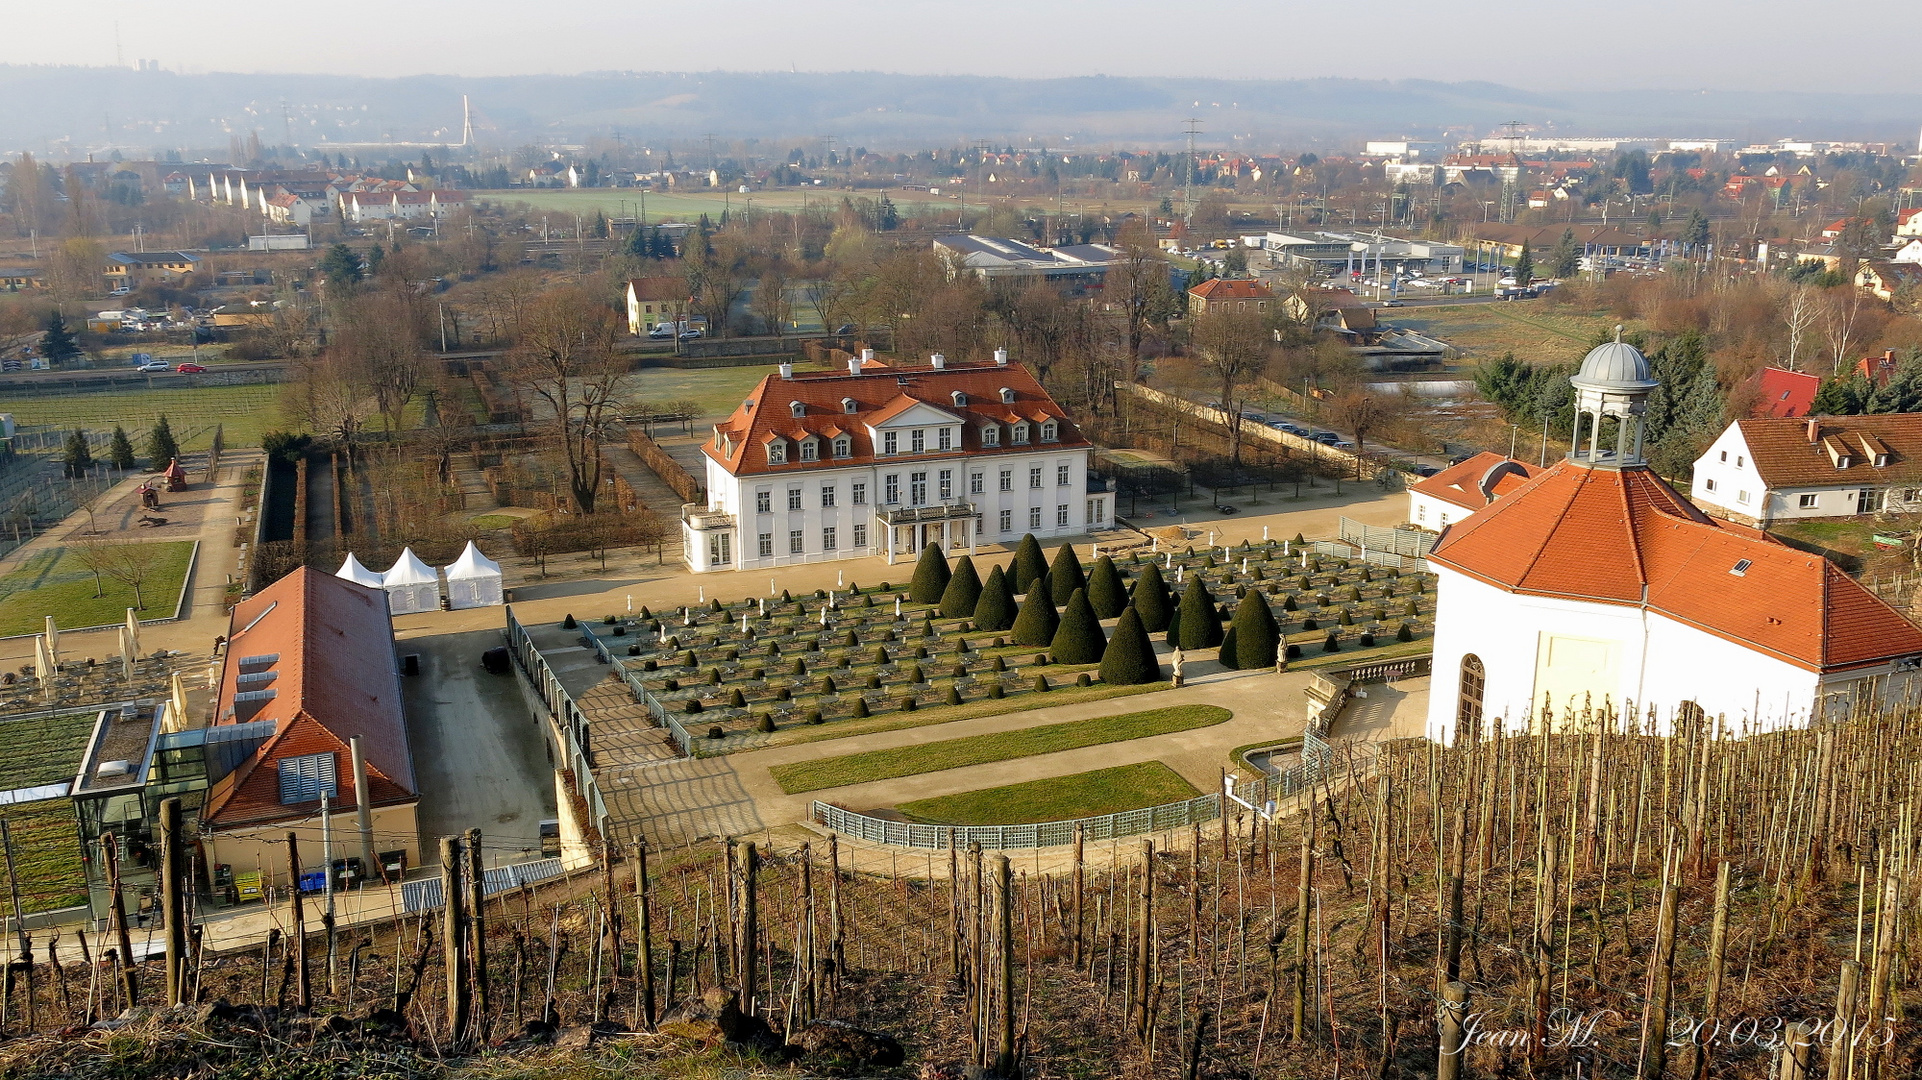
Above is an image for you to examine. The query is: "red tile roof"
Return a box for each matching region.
[1409,451,1540,512]
[1429,461,1922,672]
[1188,278,1274,301]
[1736,415,1922,487]
[202,568,417,829]
[1753,368,1820,419]
[705,359,1087,477]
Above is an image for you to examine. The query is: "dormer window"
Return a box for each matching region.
[799,439,819,462]
[841,397,858,414]
[1875,453,1891,467]
[981,424,1000,447]
[951,390,968,407]
[1040,420,1058,442]
[911,429,925,453]
[999,387,1016,405]
[882,431,898,455]
[767,441,787,464]
[789,401,806,418]
[1012,421,1030,445]
[833,435,851,458]
[938,427,953,450]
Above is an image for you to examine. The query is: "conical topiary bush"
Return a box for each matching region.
[909,543,952,605]
[1174,576,1224,650]
[972,564,1018,631]
[1226,592,1280,670]
[1049,543,1088,604]
[1011,533,1048,594]
[940,555,983,619]
[1009,574,1059,646]
[1098,606,1160,686]
[1049,588,1107,665]
[1218,623,1240,669]
[1129,561,1173,633]
[1086,555,1127,620]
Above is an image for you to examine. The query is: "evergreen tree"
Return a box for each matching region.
[1050,588,1107,664]
[1683,209,1711,250]
[1549,229,1581,279]
[1513,241,1534,286]
[1098,606,1160,685]
[1811,375,1871,416]
[106,425,135,471]
[40,312,80,364]
[1010,533,1047,593]
[1009,574,1059,646]
[1049,543,1087,604]
[1174,576,1223,650]
[1129,562,1173,632]
[972,564,1018,631]
[62,429,92,478]
[1085,555,1127,619]
[319,243,363,290]
[366,243,386,278]
[146,416,180,468]
[1226,593,1281,670]
[939,555,983,618]
[909,543,951,605]
[590,210,609,238]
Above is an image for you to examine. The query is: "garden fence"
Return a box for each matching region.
[503,606,612,842]
[578,621,699,756]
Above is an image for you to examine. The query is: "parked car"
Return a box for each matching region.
[174,363,206,373]
[136,360,171,372]
[1331,440,1357,450]
[1413,465,1440,477]
[678,327,705,340]
[1312,431,1340,445]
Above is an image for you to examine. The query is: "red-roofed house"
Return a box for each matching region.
[1899,209,1922,239]
[1187,278,1273,316]
[1751,367,1821,419]
[1405,452,1539,530]
[201,567,419,887]
[686,351,1106,571]
[625,277,691,336]
[1427,341,1922,740]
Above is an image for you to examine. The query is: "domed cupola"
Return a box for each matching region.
[1569,328,1657,468]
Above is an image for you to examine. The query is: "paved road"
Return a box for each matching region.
[398,627,557,865]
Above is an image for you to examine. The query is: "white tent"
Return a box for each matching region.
[336,553,385,588]
[381,547,442,615]
[443,541,504,609]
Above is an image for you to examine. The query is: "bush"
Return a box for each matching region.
[1284,643,1303,660]
[1218,624,1239,669]
[1338,609,1354,626]
[1174,577,1224,650]
[1396,622,1415,643]
[685,699,704,714]
[843,629,860,647]
[1322,633,1341,653]
[728,688,747,707]
[899,697,918,712]
[1033,674,1050,693]
[1049,543,1088,604]
[940,555,984,618]
[562,614,577,629]
[628,644,640,656]
[914,645,928,659]
[751,668,766,680]
[1011,533,1048,593]
[910,544,952,605]
[643,658,658,671]
[1086,555,1127,619]
[707,668,722,685]
[946,686,964,706]
[757,713,776,733]
[612,624,626,637]
[663,678,680,692]
[1130,562,1173,632]
[1282,594,1298,612]
[685,650,699,668]
[1049,588,1108,665]
[1226,594,1280,670]
[1076,673,1091,687]
[873,646,890,665]
[708,726,725,739]
[791,658,807,676]
[866,675,882,690]
[1302,618,1318,632]
[851,698,870,719]
[972,564,1018,631]
[818,676,836,694]
[1010,575,1059,646]
[908,664,925,683]
[805,710,824,725]
[988,684,1005,699]
[1098,607,1160,686]
[1359,632,1376,647]
[991,655,1007,673]
[952,663,968,679]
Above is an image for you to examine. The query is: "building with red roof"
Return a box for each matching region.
[686,351,1107,571]
[201,567,419,887]
[1405,451,1539,530]
[1751,367,1821,419]
[1186,278,1273,316]
[1426,340,1922,740]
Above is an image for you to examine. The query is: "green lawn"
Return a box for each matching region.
[896,761,1200,825]
[627,363,791,419]
[769,704,1232,794]
[0,384,285,449]
[4,801,88,913]
[0,541,196,634]
[0,711,100,790]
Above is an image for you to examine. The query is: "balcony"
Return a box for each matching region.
[880,501,976,526]
[681,503,735,531]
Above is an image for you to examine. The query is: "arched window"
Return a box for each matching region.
[1457,654,1486,740]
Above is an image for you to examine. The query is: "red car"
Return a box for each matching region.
[174,363,207,373]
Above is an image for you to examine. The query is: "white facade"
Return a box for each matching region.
[1424,567,1914,741]
[1407,490,1470,531]
[694,443,1105,573]
[1690,424,1922,526]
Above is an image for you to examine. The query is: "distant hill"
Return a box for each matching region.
[2,65,1918,156]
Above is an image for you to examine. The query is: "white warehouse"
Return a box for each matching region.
[683,352,1110,573]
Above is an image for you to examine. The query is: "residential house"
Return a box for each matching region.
[625,277,692,336]
[1855,262,1922,302]
[1690,413,1922,526]
[341,190,469,223]
[1899,209,1922,239]
[1281,287,1375,332]
[0,268,44,291]
[686,351,1107,572]
[1406,451,1539,531]
[1186,278,1273,317]
[103,251,201,292]
[1751,367,1821,419]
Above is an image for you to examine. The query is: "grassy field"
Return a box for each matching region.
[0,711,100,790]
[0,384,285,449]
[628,363,789,419]
[0,541,196,634]
[1394,301,1647,367]
[769,704,1232,794]
[4,801,88,913]
[896,761,1200,825]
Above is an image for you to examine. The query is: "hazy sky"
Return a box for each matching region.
[7,0,1920,92]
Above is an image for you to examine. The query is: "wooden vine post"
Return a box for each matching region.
[440,836,469,1041]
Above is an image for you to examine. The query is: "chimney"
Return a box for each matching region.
[847,356,862,376]
[860,348,874,363]
[779,362,794,380]
[994,347,1009,366]
[1807,417,1821,444]
[930,352,945,370]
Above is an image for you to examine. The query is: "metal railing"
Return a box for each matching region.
[1307,540,1427,573]
[503,607,612,841]
[1339,517,1435,558]
[578,622,699,756]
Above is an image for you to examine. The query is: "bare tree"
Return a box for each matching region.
[100,543,160,611]
[1780,282,1817,373]
[284,349,373,443]
[683,230,754,336]
[752,263,794,334]
[1188,308,1274,468]
[1821,286,1866,376]
[1325,388,1401,453]
[334,291,429,436]
[502,285,628,514]
[71,537,115,597]
[1102,220,1175,404]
